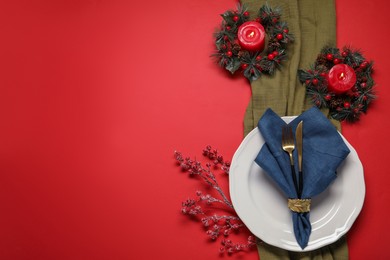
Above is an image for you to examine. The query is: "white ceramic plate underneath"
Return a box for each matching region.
[229,116,365,252]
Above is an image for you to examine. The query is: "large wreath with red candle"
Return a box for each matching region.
[213,5,293,82]
[298,46,375,122]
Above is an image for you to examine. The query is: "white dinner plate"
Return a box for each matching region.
[229,116,365,252]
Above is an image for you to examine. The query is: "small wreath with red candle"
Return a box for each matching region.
[298,46,375,122]
[213,4,293,82]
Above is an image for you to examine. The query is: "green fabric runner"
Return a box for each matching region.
[240,0,348,259]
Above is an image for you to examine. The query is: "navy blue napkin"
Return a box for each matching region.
[255,107,350,249]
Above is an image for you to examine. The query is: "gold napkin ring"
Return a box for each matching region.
[288,199,311,213]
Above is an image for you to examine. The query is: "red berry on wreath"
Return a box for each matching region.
[272,18,278,23]
[325,94,332,101]
[353,108,360,114]
[256,18,261,23]
[363,95,368,101]
[283,28,289,33]
[360,61,368,68]
[226,26,231,31]
[333,58,341,64]
[276,34,283,40]
[221,44,227,50]
[256,55,262,61]
[341,51,348,57]
[223,35,228,41]
[268,53,275,60]
[243,11,249,17]
[226,51,233,57]
[320,72,327,77]
[343,102,351,109]
[326,54,333,61]
[233,15,239,22]
[305,79,310,85]
[360,82,367,88]
[272,51,278,56]
[312,78,319,85]
[241,63,248,69]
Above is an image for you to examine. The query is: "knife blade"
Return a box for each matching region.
[296,121,303,198]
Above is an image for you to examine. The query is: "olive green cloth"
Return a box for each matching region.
[243,0,340,135]
[241,0,348,259]
[256,237,348,260]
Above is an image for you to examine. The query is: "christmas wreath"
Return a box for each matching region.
[213,5,293,82]
[298,46,375,122]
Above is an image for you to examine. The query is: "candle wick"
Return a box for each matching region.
[339,72,344,80]
[248,31,254,38]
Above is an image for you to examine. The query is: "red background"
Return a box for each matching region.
[1,0,389,259]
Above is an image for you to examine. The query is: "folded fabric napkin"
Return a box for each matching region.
[255,107,350,249]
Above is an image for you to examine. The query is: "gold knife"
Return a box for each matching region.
[296,121,303,198]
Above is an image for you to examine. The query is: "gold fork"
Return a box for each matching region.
[282,126,299,196]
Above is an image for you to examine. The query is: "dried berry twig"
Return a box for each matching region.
[174,145,256,255]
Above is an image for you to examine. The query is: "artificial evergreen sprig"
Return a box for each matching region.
[298,46,376,122]
[213,4,293,81]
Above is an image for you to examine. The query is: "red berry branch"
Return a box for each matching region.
[174,145,256,255]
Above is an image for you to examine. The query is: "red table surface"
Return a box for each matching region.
[1,0,389,259]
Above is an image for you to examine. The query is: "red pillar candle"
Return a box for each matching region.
[327,64,357,94]
[237,21,265,52]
